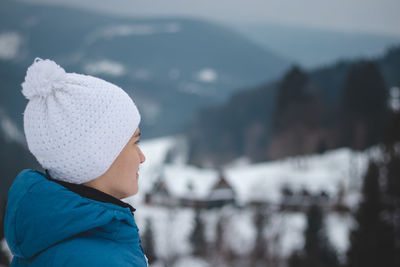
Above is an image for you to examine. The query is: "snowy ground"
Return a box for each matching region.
[132,203,354,266]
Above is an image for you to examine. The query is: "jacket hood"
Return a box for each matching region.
[4,169,135,260]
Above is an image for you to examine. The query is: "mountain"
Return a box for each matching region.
[0,0,290,138]
[232,22,400,69]
[186,45,400,167]
[0,107,40,200]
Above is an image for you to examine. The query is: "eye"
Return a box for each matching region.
[135,140,141,145]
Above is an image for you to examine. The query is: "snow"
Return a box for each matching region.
[343,191,362,211]
[224,209,256,255]
[173,256,210,267]
[84,59,125,77]
[86,22,181,44]
[0,110,25,144]
[266,212,306,258]
[390,86,400,98]
[389,86,400,111]
[202,209,220,243]
[132,204,309,260]
[224,148,368,205]
[195,68,218,83]
[326,213,354,256]
[0,32,22,60]
[134,206,194,259]
[138,136,177,172]
[162,165,218,199]
[102,24,157,37]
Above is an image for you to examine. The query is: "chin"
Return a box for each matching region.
[132,188,139,195]
[128,187,139,196]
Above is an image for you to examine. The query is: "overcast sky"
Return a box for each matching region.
[21,0,400,36]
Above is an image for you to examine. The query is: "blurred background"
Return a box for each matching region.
[1,0,400,266]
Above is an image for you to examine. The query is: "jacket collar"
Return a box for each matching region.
[45,169,136,213]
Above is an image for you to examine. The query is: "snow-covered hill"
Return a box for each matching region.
[130,136,369,207]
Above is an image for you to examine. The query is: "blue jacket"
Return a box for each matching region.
[4,169,148,266]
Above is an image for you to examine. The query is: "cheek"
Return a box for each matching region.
[123,150,141,175]
[132,148,142,165]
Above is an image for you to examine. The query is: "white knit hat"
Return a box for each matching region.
[22,58,141,184]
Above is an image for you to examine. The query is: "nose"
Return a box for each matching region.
[138,147,146,164]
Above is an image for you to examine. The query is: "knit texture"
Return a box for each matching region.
[22,58,140,183]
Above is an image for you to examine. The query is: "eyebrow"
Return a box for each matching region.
[134,131,141,138]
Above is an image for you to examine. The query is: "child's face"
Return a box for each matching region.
[85,128,145,199]
[109,128,146,198]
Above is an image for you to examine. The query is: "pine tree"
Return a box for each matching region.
[251,207,268,265]
[340,61,388,149]
[385,153,400,266]
[383,111,400,153]
[306,205,338,267]
[305,205,324,255]
[289,205,338,267]
[347,161,396,267]
[386,153,400,202]
[190,209,207,257]
[382,108,400,266]
[141,218,157,265]
[215,216,224,253]
[273,65,312,131]
[213,216,229,266]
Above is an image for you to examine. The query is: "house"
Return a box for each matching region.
[145,168,236,209]
[206,173,236,208]
[180,171,236,209]
[144,173,179,207]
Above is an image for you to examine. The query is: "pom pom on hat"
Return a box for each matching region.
[22,58,66,100]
